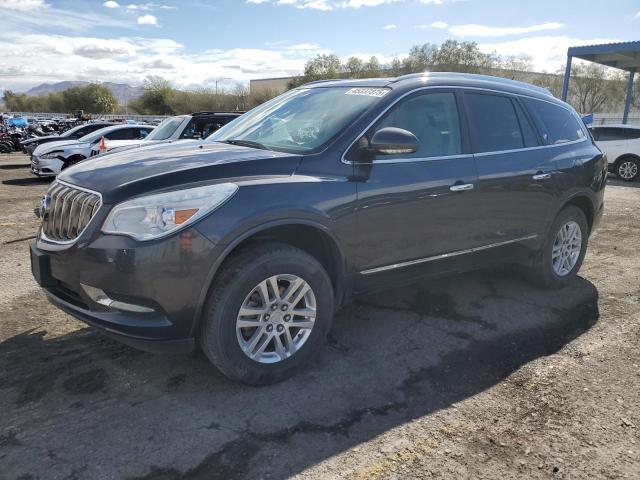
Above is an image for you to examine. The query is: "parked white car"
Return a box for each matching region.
[91,112,242,156]
[589,124,640,181]
[31,124,154,177]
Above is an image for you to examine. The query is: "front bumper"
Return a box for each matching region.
[31,155,62,177]
[30,225,221,353]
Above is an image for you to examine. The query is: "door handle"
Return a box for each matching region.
[449,183,474,192]
[532,172,552,180]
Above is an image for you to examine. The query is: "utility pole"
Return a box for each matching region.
[215,77,231,95]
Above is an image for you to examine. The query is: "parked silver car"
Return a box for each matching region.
[31,124,154,177]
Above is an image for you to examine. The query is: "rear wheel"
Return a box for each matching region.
[616,157,639,182]
[530,205,588,288]
[199,243,334,385]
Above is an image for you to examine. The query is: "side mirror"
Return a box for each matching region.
[369,127,419,155]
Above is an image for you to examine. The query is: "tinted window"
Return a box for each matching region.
[624,128,640,140]
[523,98,585,145]
[138,128,152,139]
[182,117,235,139]
[373,92,462,159]
[592,127,626,141]
[513,100,540,148]
[466,93,524,153]
[106,128,137,140]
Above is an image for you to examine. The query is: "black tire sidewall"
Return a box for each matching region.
[539,205,588,287]
[616,158,640,182]
[201,247,334,385]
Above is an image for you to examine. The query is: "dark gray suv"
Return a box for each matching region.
[30,73,607,384]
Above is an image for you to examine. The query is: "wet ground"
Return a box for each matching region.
[0,153,638,479]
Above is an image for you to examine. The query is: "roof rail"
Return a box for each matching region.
[301,79,342,86]
[191,111,244,116]
[392,71,553,97]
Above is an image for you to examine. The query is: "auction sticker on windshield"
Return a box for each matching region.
[345,88,389,97]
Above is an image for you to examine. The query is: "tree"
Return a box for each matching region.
[569,63,612,113]
[130,76,176,115]
[500,55,534,80]
[364,56,381,76]
[61,83,117,114]
[344,56,365,77]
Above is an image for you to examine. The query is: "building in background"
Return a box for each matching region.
[249,77,292,96]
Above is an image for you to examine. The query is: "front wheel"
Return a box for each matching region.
[530,205,588,288]
[199,243,334,385]
[616,157,640,182]
[62,155,85,170]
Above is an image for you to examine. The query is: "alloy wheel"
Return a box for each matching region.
[551,220,582,277]
[236,274,316,364]
[618,161,638,180]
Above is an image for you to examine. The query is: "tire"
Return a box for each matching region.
[62,155,85,170]
[616,157,640,182]
[199,243,334,385]
[529,205,589,288]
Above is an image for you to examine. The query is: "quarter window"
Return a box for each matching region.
[372,92,462,159]
[592,128,626,141]
[465,93,525,153]
[522,98,585,145]
[624,129,640,140]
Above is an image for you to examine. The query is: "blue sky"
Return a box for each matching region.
[0,0,639,92]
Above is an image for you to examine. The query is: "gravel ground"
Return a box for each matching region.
[0,153,638,480]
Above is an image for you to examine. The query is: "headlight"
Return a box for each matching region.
[41,151,63,159]
[102,183,238,241]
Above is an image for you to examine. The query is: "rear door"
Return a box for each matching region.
[463,90,557,244]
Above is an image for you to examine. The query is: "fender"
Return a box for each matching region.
[190,216,349,336]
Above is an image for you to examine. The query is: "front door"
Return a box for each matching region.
[351,89,481,275]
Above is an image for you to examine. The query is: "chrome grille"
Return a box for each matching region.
[41,182,101,242]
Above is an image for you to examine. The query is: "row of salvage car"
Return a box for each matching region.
[28,111,242,177]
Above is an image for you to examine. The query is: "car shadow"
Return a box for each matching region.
[0,164,29,170]
[2,177,52,186]
[0,270,599,479]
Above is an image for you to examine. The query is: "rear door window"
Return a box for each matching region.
[465,92,525,153]
[106,128,136,140]
[522,98,585,145]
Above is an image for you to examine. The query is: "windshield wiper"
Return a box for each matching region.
[220,139,271,151]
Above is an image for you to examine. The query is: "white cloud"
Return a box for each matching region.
[0,0,47,10]
[247,0,403,10]
[415,21,447,29]
[478,36,619,72]
[137,14,157,24]
[383,24,396,29]
[450,22,564,38]
[0,3,131,31]
[103,1,119,8]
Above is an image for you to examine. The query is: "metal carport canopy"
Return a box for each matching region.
[561,41,640,124]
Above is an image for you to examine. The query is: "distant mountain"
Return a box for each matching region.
[26,81,144,104]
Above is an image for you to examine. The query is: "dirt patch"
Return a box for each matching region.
[0,155,639,480]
